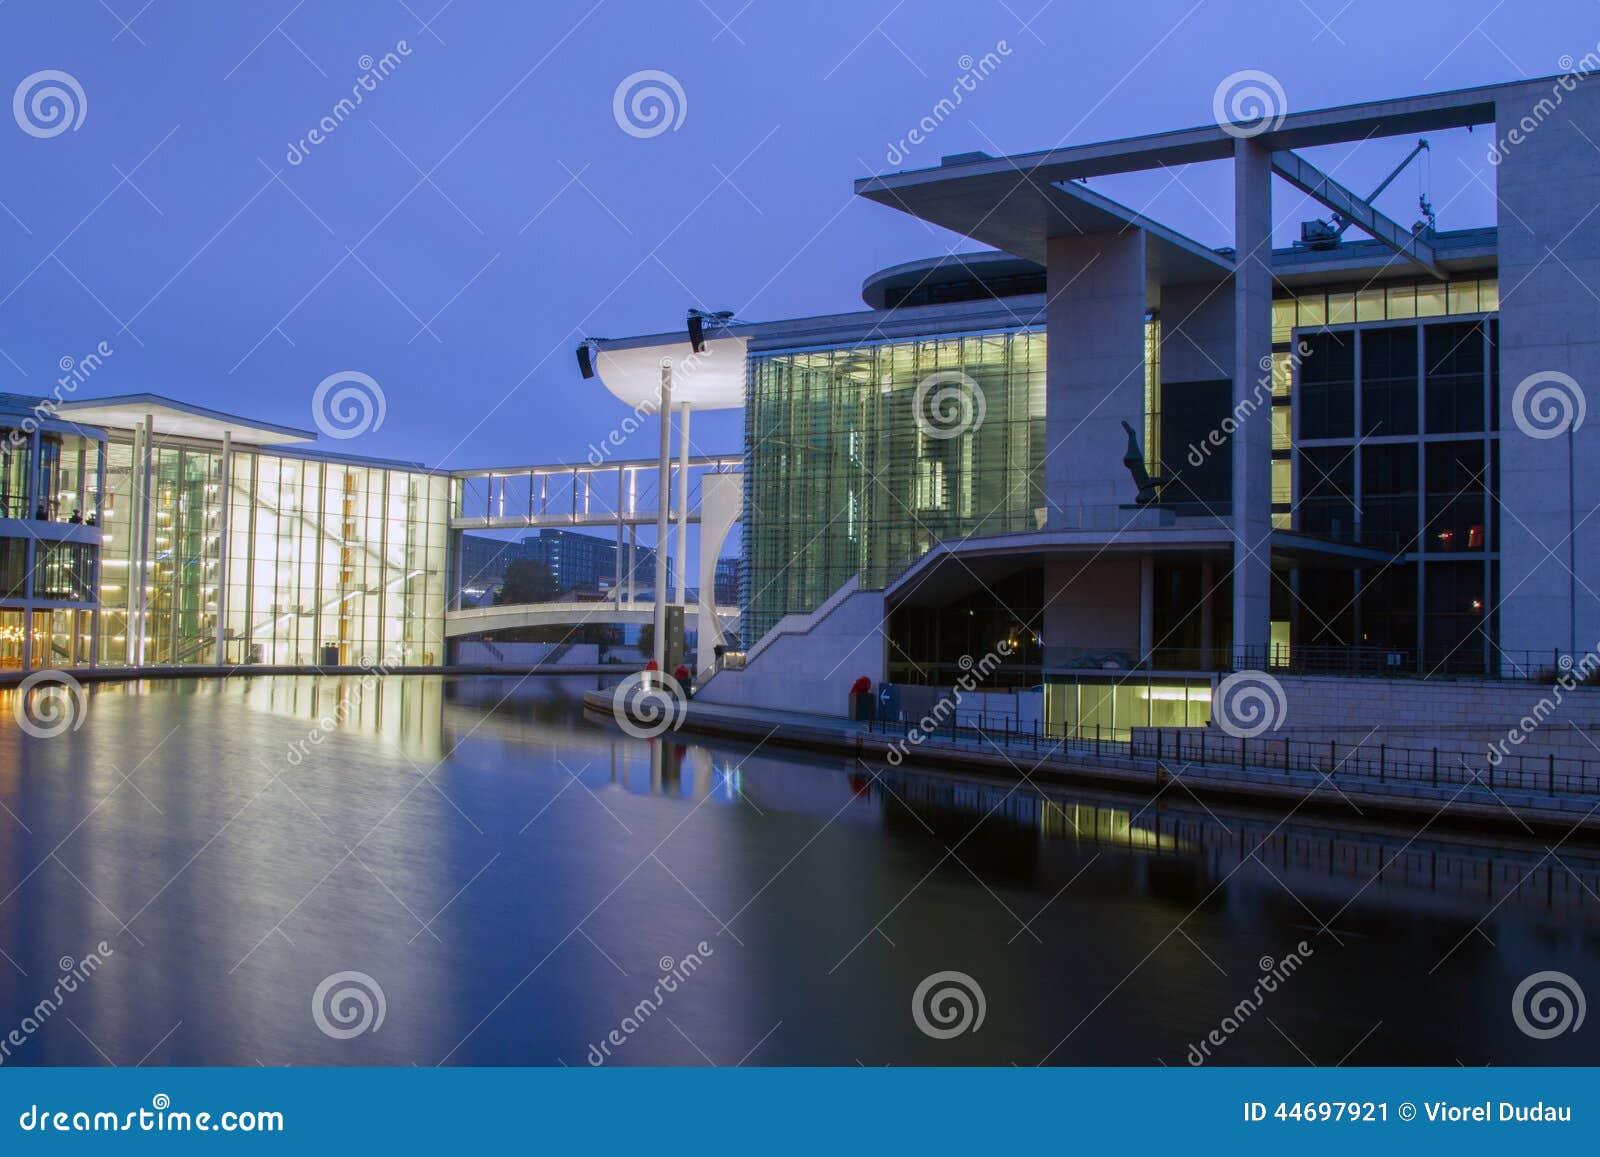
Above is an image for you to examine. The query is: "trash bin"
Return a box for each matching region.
[321,644,340,667]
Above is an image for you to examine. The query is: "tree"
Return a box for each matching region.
[495,559,558,605]
[636,622,653,657]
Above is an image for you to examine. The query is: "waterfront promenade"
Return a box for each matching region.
[589,689,1600,839]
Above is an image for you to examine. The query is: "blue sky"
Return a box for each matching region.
[0,0,1589,469]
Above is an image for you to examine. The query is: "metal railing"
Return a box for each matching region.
[863,716,1600,801]
[1131,728,1600,799]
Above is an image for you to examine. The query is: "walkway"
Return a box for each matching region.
[586,689,1600,839]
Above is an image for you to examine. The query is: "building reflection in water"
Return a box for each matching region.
[197,673,1600,932]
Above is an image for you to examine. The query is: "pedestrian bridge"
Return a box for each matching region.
[444,600,741,638]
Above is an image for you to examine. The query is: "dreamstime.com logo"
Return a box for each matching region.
[612,70,686,139]
[1512,970,1586,1040]
[1186,943,1314,1064]
[312,370,386,440]
[587,942,715,1064]
[1213,670,1287,739]
[311,970,386,1039]
[912,970,986,1039]
[914,370,985,440]
[13,69,86,138]
[884,642,1013,766]
[611,671,687,739]
[1213,69,1287,139]
[1511,370,1585,440]
[13,671,88,739]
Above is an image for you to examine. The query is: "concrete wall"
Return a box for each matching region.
[1226,673,1600,759]
[1495,77,1600,659]
[1044,230,1147,525]
[450,641,599,666]
[693,583,887,717]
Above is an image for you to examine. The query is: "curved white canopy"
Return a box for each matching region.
[594,334,748,412]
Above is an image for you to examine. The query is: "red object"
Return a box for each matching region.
[644,659,658,671]
[849,676,871,695]
[673,664,690,684]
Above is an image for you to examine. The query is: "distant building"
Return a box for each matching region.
[714,556,741,606]
[520,528,672,595]
[457,533,521,604]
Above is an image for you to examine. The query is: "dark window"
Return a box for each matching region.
[1425,440,1487,553]
[1297,332,1355,439]
[1298,446,1355,540]
[1359,326,1418,436]
[0,538,25,598]
[1425,321,1487,434]
[1158,378,1232,514]
[1424,560,1489,673]
[1360,443,1419,552]
[1296,568,1355,647]
[1358,564,1417,654]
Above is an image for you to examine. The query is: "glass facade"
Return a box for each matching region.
[743,329,1046,642]
[0,414,106,670]
[97,440,448,668]
[1283,280,1499,672]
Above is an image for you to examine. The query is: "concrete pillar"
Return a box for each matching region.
[675,402,690,606]
[696,471,743,678]
[1495,78,1600,664]
[1044,230,1147,526]
[654,361,671,671]
[1231,137,1273,667]
[614,466,624,607]
[215,429,231,663]
[1139,553,1155,664]
[627,523,636,606]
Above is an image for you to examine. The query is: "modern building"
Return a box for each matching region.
[0,393,448,670]
[521,527,671,595]
[456,532,522,605]
[5,75,1595,732]
[714,555,741,607]
[583,74,1600,730]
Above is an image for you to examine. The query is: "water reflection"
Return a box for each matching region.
[0,673,1596,1066]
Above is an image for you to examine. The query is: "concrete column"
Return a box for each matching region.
[139,414,156,666]
[1199,559,1216,668]
[675,403,690,606]
[627,523,636,606]
[24,425,40,518]
[1044,230,1147,526]
[1231,137,1273,667]
[1495,78,1600,663]
[696,471,743,678]
[215,429,232,663]
[1139,553,1155,664]
[654,360,672,671]
[614,466,624,607]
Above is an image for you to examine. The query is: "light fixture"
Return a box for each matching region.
[575,339,601,380]
[686,308,735,353]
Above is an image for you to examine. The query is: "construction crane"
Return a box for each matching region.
[1298,138,1434,251]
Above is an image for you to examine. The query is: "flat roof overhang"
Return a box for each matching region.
[592,332,750,412]
[855,77,1526,270]
[885,527,1394,608]
[856,170,1232,299]
[55,393,317,445]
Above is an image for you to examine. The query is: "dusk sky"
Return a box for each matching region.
[0,0,1587,469]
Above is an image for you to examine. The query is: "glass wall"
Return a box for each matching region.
[218,451,448,667]
[1044,675,1213,740]
[1285,282,1499,673]
[97,439,448,668]
[743,329,1047,642]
